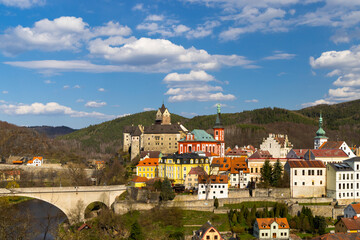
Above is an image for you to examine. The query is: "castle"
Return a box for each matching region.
[123,104,188,160]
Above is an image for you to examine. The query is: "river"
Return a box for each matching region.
[16,199,67,240]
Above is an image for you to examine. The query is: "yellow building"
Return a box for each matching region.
[158,153,210,184]
[130,176,148,188]
[136,158,159,179]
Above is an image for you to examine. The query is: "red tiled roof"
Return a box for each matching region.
[198,175,228,184]
[131,176,148,182]
[188,167,208,176]
[351,203,360,214]
[226,149,248,156]
[291,149,310,158]
[337,217,360,230]
[140,151,161,159]
[288,160,325,168]
[319,141,344,150]
[256,218,289,230]
[230,157,249,174]
[311,149,348,158]
[249,150,272,159]
[136,158,159,167]
[311,233,360,240]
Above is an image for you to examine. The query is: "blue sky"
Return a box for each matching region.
[0,0,360,128]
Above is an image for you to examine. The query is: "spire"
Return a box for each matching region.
[214,104,223,128]
[315,111,327,138]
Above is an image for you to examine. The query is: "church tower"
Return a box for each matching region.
[314,112,328,149]
[213,104,225,157]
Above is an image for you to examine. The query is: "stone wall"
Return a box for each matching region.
[254,188,290,198]
[288,203,345,219]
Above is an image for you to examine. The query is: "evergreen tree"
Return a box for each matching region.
[302,216,311,233]
[237,211,243,224]
[214,198,219,209]
[129,220,143,240]
[232,213,238,224]
[260,160,272,187]
[272,159,283,187]
[160,178,175,201]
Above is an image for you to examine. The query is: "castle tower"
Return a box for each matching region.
[314,112,328,149]
[213,104,225,157]
[155,104,171,125]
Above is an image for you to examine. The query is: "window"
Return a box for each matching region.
[320,180,323,185]
[295,170,297,175]
[312,181,314,185]
[214,236,218,240]
[220,191,223,194]
[294,182,297,185]
[206,236,210,239]
[273,225,276,229]
[302,170,305,175]
[302,182,305,185]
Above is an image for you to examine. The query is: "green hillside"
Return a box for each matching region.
[58,99,360,154]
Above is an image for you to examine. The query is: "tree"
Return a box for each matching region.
[214,198,219,209]
[272,159,283,187]
[129,220,143,240]
[314,216,327,235]
[260,160,272,187]
[160,178,175,201]
[6,181,19,189]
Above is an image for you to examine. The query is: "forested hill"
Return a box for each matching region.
[59,99,360,154]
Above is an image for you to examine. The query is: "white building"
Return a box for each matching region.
[320,141,356,158]
[229,160,250,189]
[326,157,360,202]
[344,203,360,218]
[253,218,290,239]
[27,157,43,166]
[260,133,293,158]
[198,175,228,200]
[285,160,326,198]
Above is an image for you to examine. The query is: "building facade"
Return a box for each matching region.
[303,149,349,164]
[198,175,228,200]
[123,104,187,160]
[247,157,288,182]
[192,222,223,240]
[326,158,360,202]
[285,160,326,198]
[260,133,293,158]
[253,218,290,239]
[320,141,356,158]
[136,158,159,179]
[344,203,360,218]
[335,217,360,233]
[178,104,225,157]
[184,166,208,190]
[158,153,210,185]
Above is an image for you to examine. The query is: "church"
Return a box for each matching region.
[123,104,188,160]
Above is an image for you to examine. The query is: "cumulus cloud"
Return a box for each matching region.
[0,102,115,119]
[98,88,105,92]
[164,70,235,102]
[307,45,360,106]
[2,91,8,94]
[143,107,155,111]
[0,17,131,55]
[0,0,45,8]
[6,37,255,73]
[85,101,107,108]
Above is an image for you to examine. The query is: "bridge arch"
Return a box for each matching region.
[0,185,126,224]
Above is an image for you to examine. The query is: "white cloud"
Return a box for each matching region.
[44,80,55,84]
[212,103,228,108]
[245,99,259,103]
[63,85,70,89]
[98,88,105,92]
[132,3,144,11]
[145,15,164,21]
[2,91,8,94]
[0,101,115,119]
[74,85,81,89]
[85,101,107,108]
[301,99,334,107]
[164,70,235,102]
[76,99,84,103]
[143,107,155,111]
[0,0,45,8]
[0,17,131,55]
[263,51,296,60]
[6,37,255,73]
[307,44,360,106]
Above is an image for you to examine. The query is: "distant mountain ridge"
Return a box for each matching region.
[59,99,360,153]
[29,126,77,138]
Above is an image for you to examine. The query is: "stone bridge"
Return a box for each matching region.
[0,185,126,223]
